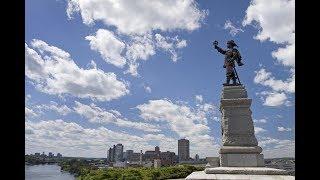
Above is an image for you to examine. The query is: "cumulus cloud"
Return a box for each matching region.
[25,39,129,101]
[66,1,200,76]
[125,34,156,76]
[25,119,210,158]
[136,98,219,157]
[277,126,292,132]
[253,119,267,123]
[258,136,294,158]
[254,68,294,106]
[144,86,152,93]
[243,0,295,106]
[224,20,244,36]
[195,95,203,104]
[263,92,288,107]
[254,69,294,93]
[73,101,160,133]
[25,119,162,157]
[36,101,73,116]
[25,107,37,118]
[66,0,208,35]
[254,127,267,134]
[154,34,187,62]
[85,29,126,68]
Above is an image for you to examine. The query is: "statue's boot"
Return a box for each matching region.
[232,77,237,86]
[223,77,231,86]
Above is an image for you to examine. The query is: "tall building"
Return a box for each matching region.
[56,153,62,158]
[107,145,116,162]
[178,138,190,162]
[124,150,133,161]
[195,154,199,161]
[48,152,54,158]
[115,144,124,162]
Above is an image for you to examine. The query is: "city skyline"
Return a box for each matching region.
[25,0,295,159]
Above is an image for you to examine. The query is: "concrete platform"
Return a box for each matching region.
[185,171,295,180]
[205,167,288,175]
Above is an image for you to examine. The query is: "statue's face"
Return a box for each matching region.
[227,43,232,48]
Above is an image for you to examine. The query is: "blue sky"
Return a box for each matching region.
[25,0,295,158]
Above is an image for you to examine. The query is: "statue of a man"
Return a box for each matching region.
[213,40,244,86]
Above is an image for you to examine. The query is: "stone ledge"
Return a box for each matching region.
[185,171,294,180]
[219,146,262,154]
[220,98,252,107]
[204,167,288,175]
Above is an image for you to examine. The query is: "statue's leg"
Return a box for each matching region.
[224,73,231,86]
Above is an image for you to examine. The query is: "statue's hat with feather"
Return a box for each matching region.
[227,40,238,47]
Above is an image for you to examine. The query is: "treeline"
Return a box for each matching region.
[58,159,98,177]
[25,155,57,165]
[59,160,204,180]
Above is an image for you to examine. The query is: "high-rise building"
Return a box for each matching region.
[48,152,54,158]
[115,144,124,162]
[107,145,116,162]
[155,146,160,158]
[195,154,199,161]
[125,150,133,161]
[178,138,190,162]
[56,153,62,158]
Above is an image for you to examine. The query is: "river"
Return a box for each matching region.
[25,164,75,180]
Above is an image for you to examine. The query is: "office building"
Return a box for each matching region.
[178,138,190,162]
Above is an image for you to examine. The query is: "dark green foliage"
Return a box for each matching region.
[77,165,204,180]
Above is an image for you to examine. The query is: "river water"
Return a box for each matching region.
[25,164,75,180]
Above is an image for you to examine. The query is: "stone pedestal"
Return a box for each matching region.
[219,85,264,167]
[185,85,294,179]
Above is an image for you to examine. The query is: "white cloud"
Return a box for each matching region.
[25,119,204,158]
[224,20,244,36]
[85,29,126,68]
[25,107,37,118]
[254,68,294,93]
[25,119,153,157]
[253,119,267,123]
[254,68,294,106]
[125,34,156,76]
[36,101,73,116]
[144,86,152,93]
[25,39,129,101]
[136,98,219,157]
[258,137,294,158]
[254,127,267,134]
[195,95,203,104]
[277,126,292,132]
[263,92,287,107]
[272,43,295,67]
[73,101,160,133]
[154,34,187,62]
[243,0,295,106]
[243,0,295,45]
[66,0,208,35]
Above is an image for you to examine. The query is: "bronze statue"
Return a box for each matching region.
[213,40,244,86]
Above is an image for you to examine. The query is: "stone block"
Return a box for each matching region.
[220,153,265,167]
[219,146,262,154]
